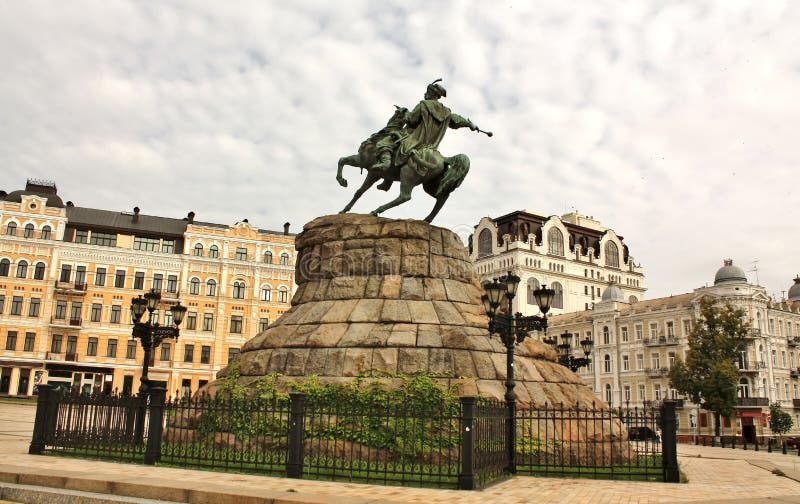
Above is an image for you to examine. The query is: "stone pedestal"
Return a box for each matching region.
[216,214,599,408]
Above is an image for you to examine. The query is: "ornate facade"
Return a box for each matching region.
[0,180,295,397]
[469,210,646,316]
[548,261,800,441]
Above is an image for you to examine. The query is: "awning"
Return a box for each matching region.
[739,411,763,418]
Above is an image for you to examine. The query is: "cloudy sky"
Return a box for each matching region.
[1,1,798,300]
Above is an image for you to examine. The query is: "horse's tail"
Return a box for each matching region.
[434,154,470,198]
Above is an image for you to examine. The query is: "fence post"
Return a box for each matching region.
[286,392,305,479]
[144,385,167,465]
[458,397,476,490]
[661,400,679,483]
[28,384,53,454]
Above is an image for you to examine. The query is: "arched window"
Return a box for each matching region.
[603,354,612,373]
[16,260,28,278]
[209,245,219,258]
[604,384,613,405]
[605,242,619,268]
[280,252,289,266]
[0,259,10,277]
[629,295,638,304]
[264,251,273,264]
[232,281,246,299]
[206,279,217,296]
[478,229,492,257]
[548,228,564,256]
[24,224,34,238]
[551,282,564,309]
[189,277,200,295]
[260,286,272,301]
[193,243,203,256]
[278,286,289,303]
[526,277,541,305]
[33,262,46,280]
[6,222,17,236]
[603,326,610,345]
[41,225,51,240]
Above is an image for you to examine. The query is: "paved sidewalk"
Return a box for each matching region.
[3,401,800,503]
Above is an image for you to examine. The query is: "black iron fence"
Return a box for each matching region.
[29,384,679,489]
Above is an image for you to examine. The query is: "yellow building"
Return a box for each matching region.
[0,180,295,397]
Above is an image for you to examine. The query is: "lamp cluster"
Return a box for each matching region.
[480,271,554,346]
[130,289,187,390]
[543,331,594,372]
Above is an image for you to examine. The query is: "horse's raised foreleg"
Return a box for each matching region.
[340,171,381,214]
[337,155,361,188]
[370,175,413,217]
[424,193,450,223]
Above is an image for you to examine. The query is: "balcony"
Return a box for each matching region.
[738,361,767,373]
[54,281,87,294]
[793,399,800,408]
[645,367,670,376]
[738,397,769,407]
[45,352,64,361]
[643,336,679,346]
[65,352,78,362]
[744,328,762,340]
[790,338,800,348]
[792,369,800,378]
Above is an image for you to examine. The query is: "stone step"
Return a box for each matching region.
[0,481,186,504]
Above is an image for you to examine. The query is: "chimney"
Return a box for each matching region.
[187,211,195,224]
[283,222,290,235]
[133,206,140,223]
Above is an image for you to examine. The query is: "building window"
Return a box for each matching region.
[55,300,67,319]
[91,232,117,247]
[638,384,646,401]
[6,222,17,235]
[106,339,117,357]
[263,251,273,263]
[86,337,98,356]
[232,281,246,299]
[16,260,28,278]
[230,315,243,334]
[167,275,177,294]
[66,336,77,354]
[134,272,144,290]
[164,309,173,326]
[10,296,23,315]
[624,385,631,402]
[603,354,612,373]
[635,325,643,340]
[206,279,217,296]
[651,353,661,369]
[70,302,82,322]
[604,384,613,405]
[278,287,289,303]
[259,318,269,332]
[73,229,88,243]
[209,245,218,258]
[126,340,137,359]
[280,252,289,265]
[110,305,121,324]
[183,344,195,363]
[548,228,564,256]
[193,243,203,256]
[235,247,247,261]
[160,343,171,361]
[551,282,564,309]
[200,345,211,364]
[161,240,175,253]
[621,326,629,342]
[636,353,644,370]
[668,352,676,369]
[23,223,34,238]
[605,242,620,268]
[28,298,41,317]
[89,303,102,322]
[772,349,777,365]
[74,266,86,285]
[50,334,63,354]
[666,321,675,337]
[134,236,159,251]
[622,354,630,371]
[5,331,17,351]
[261,287,271,301]
[41,226,51,240]
[478,229,492,257]
[115,270,126,288]
[94,267,106,286]
[0,259,9,276]
[24,332,35,352]
[152,273,163,292]
[0,295,4,314]
[227,347,240,364]
[189,278,200,294]
[526,277,541,305]
[203,313,214,331]
[603,326,610,345]
[654,384,662,402]
[30,261,45,280]
[186,312,197,330]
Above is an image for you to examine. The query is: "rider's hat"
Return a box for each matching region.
[426,78,447,99]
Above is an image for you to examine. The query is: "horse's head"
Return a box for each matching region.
[386,105,408,127]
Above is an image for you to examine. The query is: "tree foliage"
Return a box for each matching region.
[669,297,750,436]
[769,402,793,438]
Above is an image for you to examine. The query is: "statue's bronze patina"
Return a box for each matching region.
[337,80,491,223]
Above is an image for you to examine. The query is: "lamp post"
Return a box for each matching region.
[130,289,186,394]
[481,271,554,474]
[542,330,594,372]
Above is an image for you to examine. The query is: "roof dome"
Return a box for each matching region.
[789,276,800,302]
[714,259,747,285]
[601,282,627,303]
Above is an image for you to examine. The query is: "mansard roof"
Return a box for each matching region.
[66,206,188,237]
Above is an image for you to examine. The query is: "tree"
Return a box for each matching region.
[769,402,793,441]
[669,297,750,437]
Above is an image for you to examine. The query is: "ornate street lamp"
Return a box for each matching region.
[481,271,554,474]
[130,289,186,393]
[543,330,594,372]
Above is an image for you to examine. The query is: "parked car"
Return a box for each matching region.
[784,437,800,449]
[628,426,660,442]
